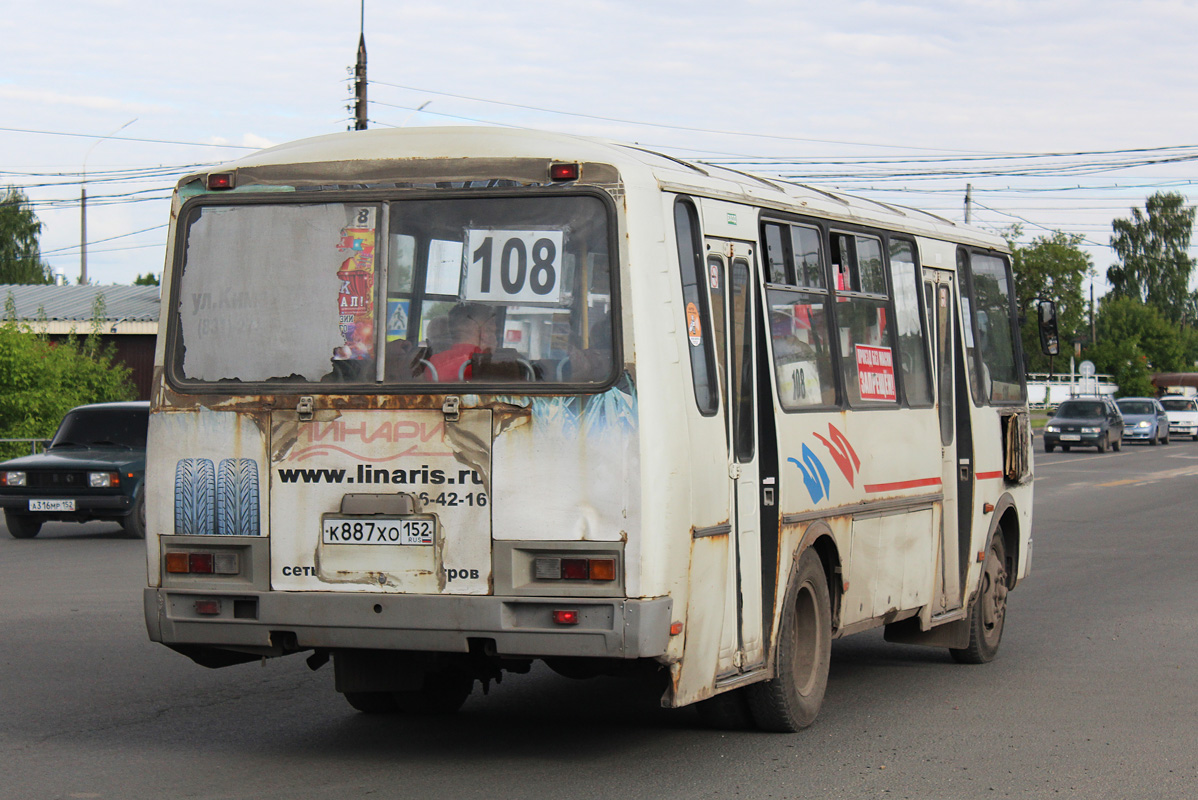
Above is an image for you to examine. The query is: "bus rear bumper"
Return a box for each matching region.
[144,588,673,661]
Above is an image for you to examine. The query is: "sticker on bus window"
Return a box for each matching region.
[464,229,564,304]
[856,344,896,401]
[426,239,464,295]
[335,208,377,359]
[686,302,702,346]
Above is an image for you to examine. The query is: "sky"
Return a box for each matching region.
[4,0,1198,295]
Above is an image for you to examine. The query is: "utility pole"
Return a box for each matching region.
[80,118,136,285]
[964,183,972,224]
[1090,281,1096,345]
[353,1,368,131]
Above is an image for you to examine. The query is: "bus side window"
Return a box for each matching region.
[960,249,1025,405]
[674,199,719,415]
[833,232,897,407]
[889,238,932,407]
[763,221,838,410]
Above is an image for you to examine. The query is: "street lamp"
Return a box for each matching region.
[80,118,136,285]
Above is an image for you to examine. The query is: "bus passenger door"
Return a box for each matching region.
[708,239,766,674]
[926,268,969,614]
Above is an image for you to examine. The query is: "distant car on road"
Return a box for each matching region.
[0,402,148,539]
[1159,396,1198,441]
[1043,396,1124,453]
[1116,397,1171,445]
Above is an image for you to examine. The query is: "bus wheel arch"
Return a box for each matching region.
[796,523,843,632]
[989,494,1020,591]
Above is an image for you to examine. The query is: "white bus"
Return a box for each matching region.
[144,127,1040,730]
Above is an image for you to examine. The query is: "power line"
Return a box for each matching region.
[0,125,257,151]
[369,82,1002,153]
[40,224,167,256]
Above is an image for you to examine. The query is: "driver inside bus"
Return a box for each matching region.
[425,302,498,381]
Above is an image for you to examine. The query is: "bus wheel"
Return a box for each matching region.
[392,671,473,714]
[696,688,754,730]
[950,532,1008,664]
[745,548,831,732]
[343,691,400,714]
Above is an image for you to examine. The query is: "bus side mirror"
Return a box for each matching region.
[1038,299,1059,356]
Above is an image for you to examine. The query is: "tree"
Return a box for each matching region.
[1006,227,1091,373]
[1107,192,1196,324]
[0,187,55,285]
[0,316,135,459]
[133,272,159,286]
[1084,296,1184,397]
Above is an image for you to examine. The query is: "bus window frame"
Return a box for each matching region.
[674,196,721,417]
[759,215,842,413]
[163,186,624,397]
[829,226,903,410]
[957,246,1028,407]
[887,235,935,409]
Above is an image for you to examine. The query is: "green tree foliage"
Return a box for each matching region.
[0,314,135,459]
[1107,192,1197,324]
[0,187,55,285]
[133,272,160,286]
[1084,297,1184,397]
[1006,227,1091,372]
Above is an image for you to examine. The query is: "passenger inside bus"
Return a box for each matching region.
[425,303,498,382]
[565,314,613,381]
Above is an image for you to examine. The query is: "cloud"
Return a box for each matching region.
[0,85,168,115]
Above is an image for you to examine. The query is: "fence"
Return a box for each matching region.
[0,438,52,455]
[1026,373,1117,408]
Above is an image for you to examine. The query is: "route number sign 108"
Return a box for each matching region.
[465,229,564,304]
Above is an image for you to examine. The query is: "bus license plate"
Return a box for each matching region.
[321,517,435,546]
[29,499,75,512]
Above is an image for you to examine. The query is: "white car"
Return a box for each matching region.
[1160,396,1198,441]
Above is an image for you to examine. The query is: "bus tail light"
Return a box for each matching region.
[549,163,579,182]
[552,609,579,625]
[194,599,222,616]
[532,556,617,582]
[207,172,235,190]
[164,550,240,575]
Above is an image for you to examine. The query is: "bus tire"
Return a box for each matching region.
[5,511,42,539]
[392,671,473,715]
[217,458,260,536]
[950,532,1008,664]
[745,548,831,732]
[344,691,399,714]
[696,688,754,730]
[174,458,216,535]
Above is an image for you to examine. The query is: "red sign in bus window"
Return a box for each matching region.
[856,345,896,401]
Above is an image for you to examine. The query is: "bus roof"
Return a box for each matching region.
[185,126,1005,251]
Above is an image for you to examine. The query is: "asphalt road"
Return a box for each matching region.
[3,440,1196,800]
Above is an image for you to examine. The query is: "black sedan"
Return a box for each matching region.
[1042,396,1124,453]
[0,402,148,539]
